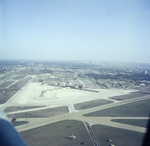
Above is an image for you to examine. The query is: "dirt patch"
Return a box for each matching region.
[74,99,113,110]
[20,120,93,146]
[0,89,19,104]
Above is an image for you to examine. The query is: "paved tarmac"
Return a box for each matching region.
[1,78,150,145]
[14,95,150,133]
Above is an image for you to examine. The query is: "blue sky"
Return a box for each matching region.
[0,0,150,63]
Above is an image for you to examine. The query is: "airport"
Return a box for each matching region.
[0,63,150,146]
[1,0,150,145]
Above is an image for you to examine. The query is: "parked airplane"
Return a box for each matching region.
[67,134,76,139]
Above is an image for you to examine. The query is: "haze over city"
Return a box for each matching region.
[1,0,150,63]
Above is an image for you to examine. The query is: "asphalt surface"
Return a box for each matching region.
[13,95,150,133]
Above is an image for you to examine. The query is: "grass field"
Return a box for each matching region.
[20,120,93,146]
[13,75,26,80]
[84,98,150,117]
[10,77,32,89]
[140,87,150,94]
[0,89,19,104]
[0,81,14,88]
[13,121,29,126]
[8,113,45,119]
[0,75,10,80]
[92,124,144,146]
[109,91,149,101]
[74,99,113,110]
[4,106,46,113]
[12,72,36,76]
[9,106,69,118]
[111,119,149,128]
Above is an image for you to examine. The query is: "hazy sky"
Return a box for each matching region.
[0,0,150,63]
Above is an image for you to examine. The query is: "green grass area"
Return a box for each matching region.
[74,99,113,110]
[12,121,29,126]
[13,75,26,80]
[20,120,93,146]
[4,106,46,113]
[84,98,150,117]
[92,124,144,146]
[0,89,18,104]
[0,81,14,88]
[9,106,69,118]
[109,91,149,101]
[111,119,149,128]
